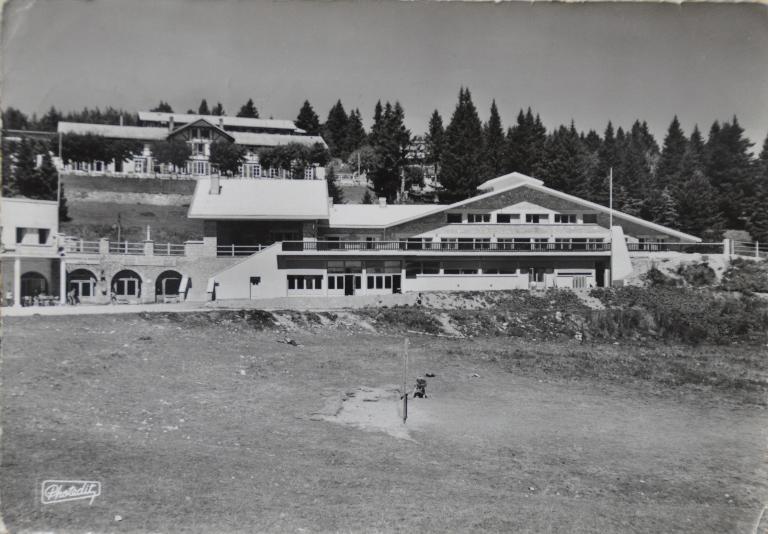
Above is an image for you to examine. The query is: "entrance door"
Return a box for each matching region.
[595,262,606,287]
[392,274,401,294]
[344,275,354,296]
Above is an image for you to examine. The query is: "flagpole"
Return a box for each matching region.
[609,167,613,229]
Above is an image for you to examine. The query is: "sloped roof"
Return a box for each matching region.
[168,118,234,141]
[138,111,297,131]
[477,172,544,191]
[327,204,436,228]
[188,178,329,220]
[57,122,167,140]
[231,132,327,148]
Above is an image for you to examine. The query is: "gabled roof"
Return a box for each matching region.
[188,178,330,220]
[168,118,234,142]
[57,122,167,141]
[361,172,702,242]
[138,111,297,131]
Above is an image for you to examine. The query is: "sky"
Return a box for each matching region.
[2,0,767,147]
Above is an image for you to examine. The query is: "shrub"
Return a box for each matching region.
[720,258,768,294]
[677,263,716,287]
[642,267,678,287]
[361,306,442,334]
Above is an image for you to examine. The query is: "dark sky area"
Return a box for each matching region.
[2,0,767,146]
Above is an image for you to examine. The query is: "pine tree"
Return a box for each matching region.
[39,107,62,131]
[655,187,679,227]
[198,99,210,115]
[656,116,688,189]
[3,107,29,130]
[151,101,174,113]
[745,131,768,242]
[236,98,259,118]
[345,109,367,154]
[704,116,756,228]
[675,126,725,239]
[368,101,411,201]
[439,87,484,201]
[368,101,384,147]
[211,102,226,116]
[481,100,506,180]
[537,122,588,196]
[296,100,321,135]
[323,100,350,159]
[326,166,344,204]
[424,110,445,176]
[505,108,546,176]
[361,189,374,204]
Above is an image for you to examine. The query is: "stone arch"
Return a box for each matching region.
[67,268,98,299]
[111,269,142,299]
[155,270,183,301]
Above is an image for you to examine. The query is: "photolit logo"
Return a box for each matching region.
[41,480,101,505]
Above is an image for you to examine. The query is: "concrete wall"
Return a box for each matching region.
[1,198,59,248]
[208,244,285,300]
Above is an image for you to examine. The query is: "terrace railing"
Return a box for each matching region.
[626,242,724,254]
[732,240,767,259]
[63,239,100,254]
[153,243,186,256]
[108,241,145,255]
[217,244,269,257]
[281,240,612,253]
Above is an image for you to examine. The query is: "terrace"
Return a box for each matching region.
[281,240,612,255]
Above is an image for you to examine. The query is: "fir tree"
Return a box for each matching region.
[39,107,62,131]
[2,107,29,130]
[439,87,484,201]
[704,117,756,228]
[236,98,259,118]
[656,116,688,189]
[198,99,210,115]
[424,110,445,176]
[675,126,725,239]
[537,122,588,196]
[211,102,226,116]
[361,189,374,204]
[368,101,384,147]
[323,100,350,158]
[296,100,321,135]
[655,187,679,227]
[481,100,506,180]
[345,109,367,154]
[368,101,411,201]
[505,108,546,176]
[151,101,174,113]
[326,166,344,204]
[745,131,768,242]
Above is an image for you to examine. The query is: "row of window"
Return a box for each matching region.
[287,275,324,290]
[447,213,598,224]
[399,237,604,251]
[404,261,582,278]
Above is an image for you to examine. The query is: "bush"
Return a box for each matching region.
[720,258,768,294]
[642,267,678,287]
[361,306,442,334]
[677,263,716,287]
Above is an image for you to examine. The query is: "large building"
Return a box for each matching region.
[55,111,327,178]
[2,171,729,307]
[190,172,707,300]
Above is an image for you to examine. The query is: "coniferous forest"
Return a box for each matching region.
[2,89,767,241]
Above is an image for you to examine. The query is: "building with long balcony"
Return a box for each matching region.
[55,111,327,178]
[2,172,733,307]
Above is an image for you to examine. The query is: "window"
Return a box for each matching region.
[15,228,24,244]
[457,238,490,250]
[446,213,462,223]
[533,238,549,250]
[38,229,49,245]
[496,213,520,223]
[525,214,549,223]
[443,262,480,275]
[467,213,491,223]
[405,261,440,278]
[555,238,572,250]
[287,275,323,291]
[554,214,577,224]
[405,237,432,250]
[583,214,598,224]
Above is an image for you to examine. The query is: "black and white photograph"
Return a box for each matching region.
[1,0,767,532]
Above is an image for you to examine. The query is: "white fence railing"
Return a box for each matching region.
[108,241,145,255]
[732,241,767,258]
[216,244,268,257]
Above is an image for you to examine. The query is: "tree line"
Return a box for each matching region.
[3,91,767,241]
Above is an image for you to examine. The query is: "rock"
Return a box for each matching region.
[115,515,123,522]
[471,373,480,378]
[425,372,436,378]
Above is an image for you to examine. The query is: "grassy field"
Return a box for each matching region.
[1,309,766,533]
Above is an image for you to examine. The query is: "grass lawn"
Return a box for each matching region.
[1,312,766,533]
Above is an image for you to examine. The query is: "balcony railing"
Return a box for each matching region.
[109,241,145,255]
[217,244,269,257]
[627,242,724,254]
[154,243,186,256]
[282,240,612,253]
[64,239,100,254]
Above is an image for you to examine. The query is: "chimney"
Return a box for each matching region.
[378,197,387,208]
[169,115,175,132]
[209,175,220,195]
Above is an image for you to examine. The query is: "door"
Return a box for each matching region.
[250,276,261,299]
[392,274,401,294]
[344,275,354,296]
[595,262,606,287]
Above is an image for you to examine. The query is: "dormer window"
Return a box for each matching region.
[554,214,577,224]
[496,213,520,223]
[446,213,462,223]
